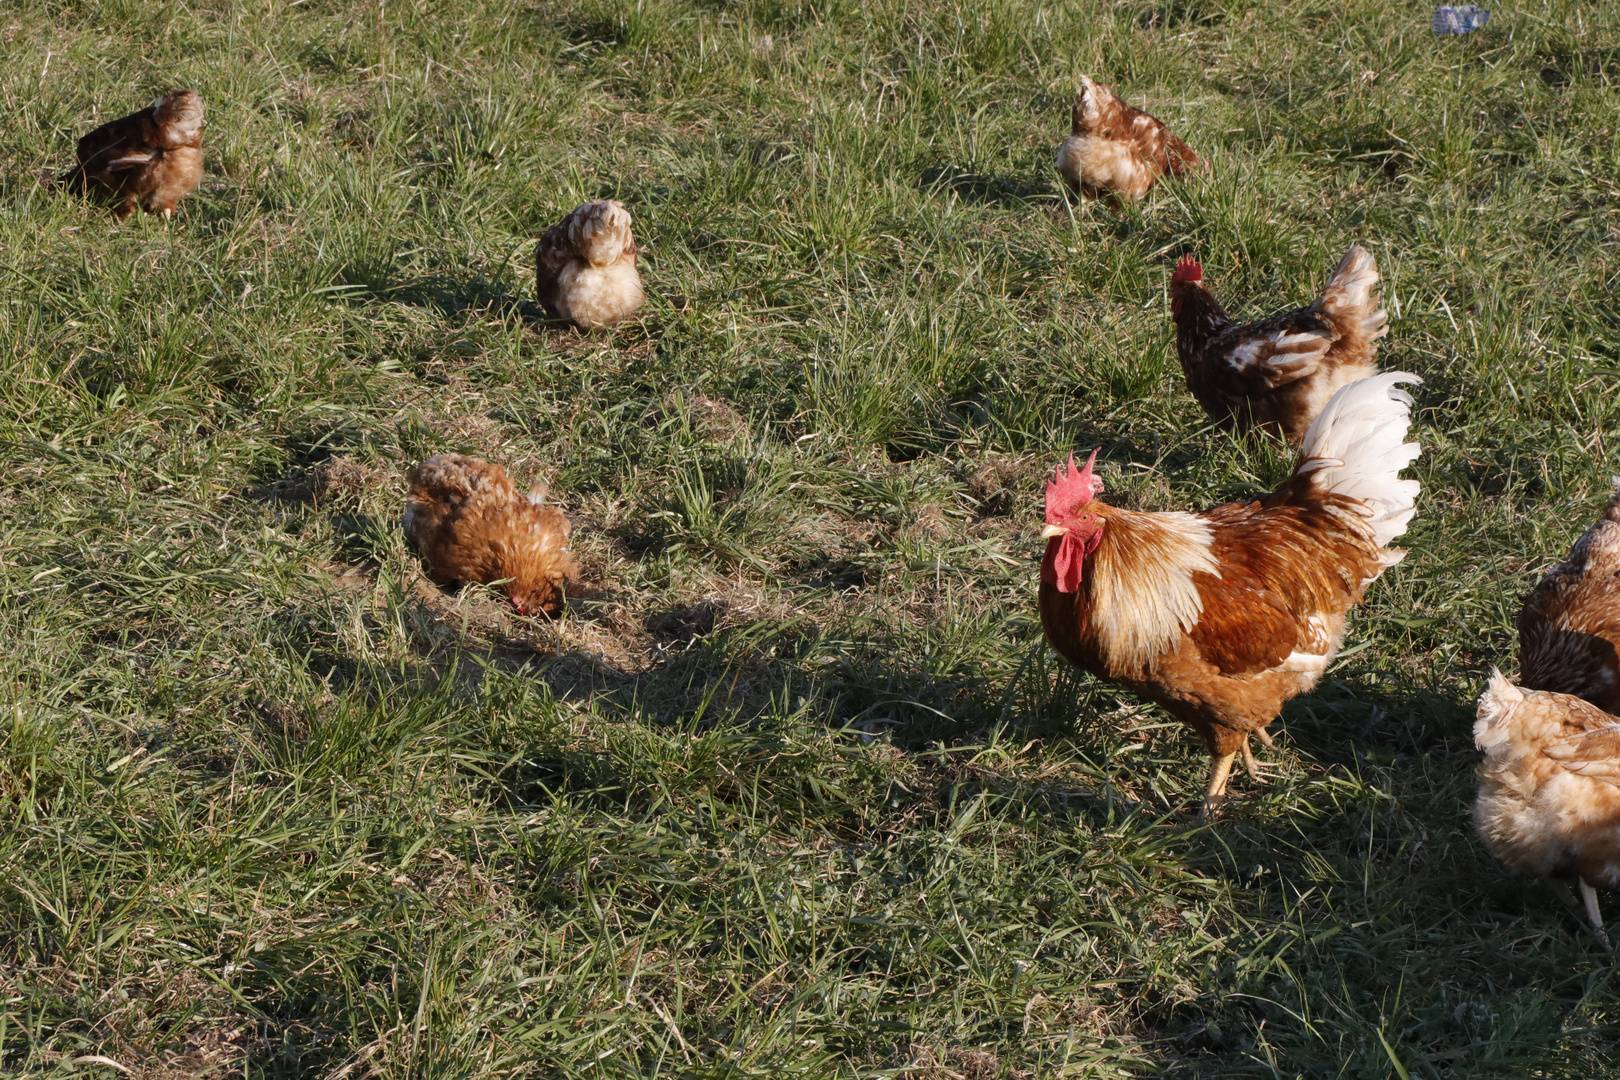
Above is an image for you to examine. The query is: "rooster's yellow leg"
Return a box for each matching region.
[1240,734,1285,782]
[1201,752,1238,818]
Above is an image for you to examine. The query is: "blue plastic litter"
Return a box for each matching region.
[1433,5,1490,34]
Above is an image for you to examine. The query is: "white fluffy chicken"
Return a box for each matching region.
[1474,671,1620,944]
[535,199,645,329]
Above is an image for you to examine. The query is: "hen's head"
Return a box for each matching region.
[1168,255,1202,317]
[1040,450,1106,594]
[509,581,563,618]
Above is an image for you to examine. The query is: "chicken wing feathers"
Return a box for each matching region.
[1544,726,1620,786]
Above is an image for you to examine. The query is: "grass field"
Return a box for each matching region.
[1,0,1618,1075]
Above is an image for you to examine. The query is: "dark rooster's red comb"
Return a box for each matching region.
[1171,254,1203,285]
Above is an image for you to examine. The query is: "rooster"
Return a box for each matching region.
[1055,75,1199,204]
[1038,373,1422,812]
[1474,672,1620,945]
[1170,246,1388,445]
[1517,481,1620,712]
[58,89,203,219]
[535,199,644,329]
[404,454,578,616]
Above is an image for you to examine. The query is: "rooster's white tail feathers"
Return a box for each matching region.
[1295,372,1422,551]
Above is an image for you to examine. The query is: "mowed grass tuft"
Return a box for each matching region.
[1,0,1618,1075]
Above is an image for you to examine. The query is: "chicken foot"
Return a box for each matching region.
[1240,737,1284,782]
[1201,727,1288,816]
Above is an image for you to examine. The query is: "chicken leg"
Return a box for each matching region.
[1240,737,1284,782]
[1550,879,1612,950]
[1201,751,1237,818]
[1580,880,1612,950]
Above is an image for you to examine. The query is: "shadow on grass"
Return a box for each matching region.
[327,260,553,322]
[919,164,1054,208]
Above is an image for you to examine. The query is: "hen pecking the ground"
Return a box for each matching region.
[535,199,645,329]
[1170,245,1388,445]
[404,454,578,617]
[57,89,204,219]
[1055,75,1199,204]
[1038,373,1422,814]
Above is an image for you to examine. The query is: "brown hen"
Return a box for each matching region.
[59,89,203,219]
[404,454,578,616]
[1518,482,1620,712]
[1055,75,1199,204]
[1170,245,1388,445]
[535,199,644,329]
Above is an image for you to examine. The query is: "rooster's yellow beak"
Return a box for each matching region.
[1039,524,1066,540]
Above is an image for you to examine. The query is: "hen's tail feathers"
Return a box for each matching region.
[1072,75,1101,133]
[153,89,204,147]
[1314,244,1388,345]
[1294,372,1422,551]
[1603,476,1620,523]
[1474,669,1526,756]
[558,200,635,268]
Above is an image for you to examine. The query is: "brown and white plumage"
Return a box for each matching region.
[404,454,578,616]
[1038,373,1422,812]
[1171,245,1388,445]
[58,89,203,219]
[1055,75,1199,204]
[1518,482,1620,712]
[1474,672,1620,940]
[535,199,644,329]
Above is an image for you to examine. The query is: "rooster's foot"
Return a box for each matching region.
[1240,739,1285,783]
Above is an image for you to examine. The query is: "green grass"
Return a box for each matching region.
[1,0,1617,1075]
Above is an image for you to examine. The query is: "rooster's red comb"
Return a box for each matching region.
[1171,254,1203,285]
[1044,449,1104,525]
